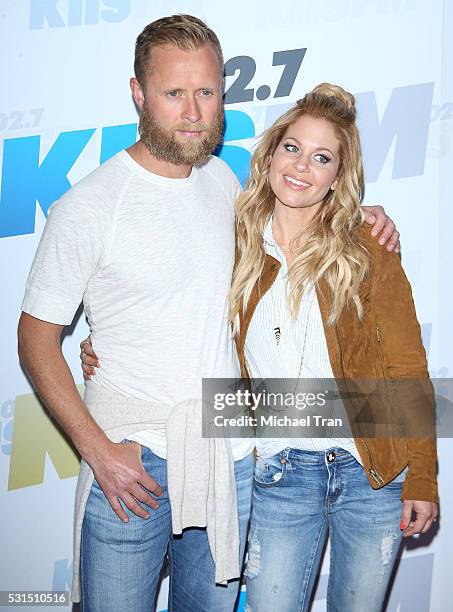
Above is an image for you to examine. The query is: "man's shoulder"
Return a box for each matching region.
[51,152,130,216]
[200,155,238,181]
[199,155,242,196]
[70,152,130,199]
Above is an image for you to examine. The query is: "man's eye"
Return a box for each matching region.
[314,153,330,164]
[200,90,213,96]
[284,143,299,153]
[167,91,179,97]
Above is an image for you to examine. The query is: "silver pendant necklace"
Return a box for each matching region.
[271,270,292,346]
[271,273,315,379]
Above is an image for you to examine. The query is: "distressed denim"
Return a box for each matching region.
[245,447,405,612]
[80,443,254,612]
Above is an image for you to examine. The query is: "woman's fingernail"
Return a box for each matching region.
[400,521,406,530]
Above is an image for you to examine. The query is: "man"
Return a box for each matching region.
[18,14,399,612]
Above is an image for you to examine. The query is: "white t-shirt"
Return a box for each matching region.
[21,150,254,461]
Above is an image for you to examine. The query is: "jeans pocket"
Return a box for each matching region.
[121,438,145,458]
[254,453,286,486]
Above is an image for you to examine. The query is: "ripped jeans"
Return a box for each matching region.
[245,448,405,612]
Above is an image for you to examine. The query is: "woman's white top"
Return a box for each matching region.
[245,218,363,462]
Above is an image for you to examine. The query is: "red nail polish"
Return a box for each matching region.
[400,521,406,530]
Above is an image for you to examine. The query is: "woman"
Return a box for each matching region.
[229,83,438,611]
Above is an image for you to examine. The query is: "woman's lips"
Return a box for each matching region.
[283,175,311,189]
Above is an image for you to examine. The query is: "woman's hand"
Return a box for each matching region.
[400,500,438,537]
[80,336,100,380]
[361,204,401,252]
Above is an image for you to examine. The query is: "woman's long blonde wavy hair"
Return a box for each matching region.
[230,83,370,334]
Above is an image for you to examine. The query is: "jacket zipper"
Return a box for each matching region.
[335,324,384,486]
[375,320,387,378]
[369,468,385,485]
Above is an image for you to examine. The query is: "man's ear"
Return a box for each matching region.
[130,77,145,111]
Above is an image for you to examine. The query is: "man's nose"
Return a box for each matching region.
[182,95,202,124]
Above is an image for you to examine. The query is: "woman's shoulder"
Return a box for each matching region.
[356,223,380,252]
[355,224,406,300]
[356,223,399,265]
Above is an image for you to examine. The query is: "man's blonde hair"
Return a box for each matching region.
[134,14,224,86]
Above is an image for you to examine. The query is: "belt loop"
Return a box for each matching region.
[282,447,291,470]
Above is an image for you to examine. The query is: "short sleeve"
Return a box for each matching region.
[21,194,106,325]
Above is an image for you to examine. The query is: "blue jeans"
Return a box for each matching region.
[245,448,405,612]
[80,444,254,612]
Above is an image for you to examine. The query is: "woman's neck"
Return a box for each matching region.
[272,203,319,253]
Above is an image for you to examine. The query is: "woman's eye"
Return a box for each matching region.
[314,153,330,164]
[284,143,299,153]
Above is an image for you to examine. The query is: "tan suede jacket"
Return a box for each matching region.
[235,227,438,503]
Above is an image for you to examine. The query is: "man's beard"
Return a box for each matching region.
[138,103,224,166]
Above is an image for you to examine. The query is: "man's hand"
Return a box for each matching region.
[79,338,163,521]
[80,336,99,380]
[400,500,438,537]
[361,205,400,252]
[90,439,163,522]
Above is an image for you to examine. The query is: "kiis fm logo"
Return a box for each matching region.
[0,83,435,239]
[30,0,131,29]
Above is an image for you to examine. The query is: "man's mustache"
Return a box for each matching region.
[173,124,208,133]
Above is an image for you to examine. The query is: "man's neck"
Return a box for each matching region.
[126,140,192,179]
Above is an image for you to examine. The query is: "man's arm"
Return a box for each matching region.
[18,313,107,459]
[18,313,162,521]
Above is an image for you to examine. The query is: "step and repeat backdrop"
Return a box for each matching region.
[1,1,452,610]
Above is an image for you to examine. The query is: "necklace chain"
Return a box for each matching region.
[296,292,314,379]
[271,272,315,382]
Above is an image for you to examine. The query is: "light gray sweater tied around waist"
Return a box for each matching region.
[70,383,239,603]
